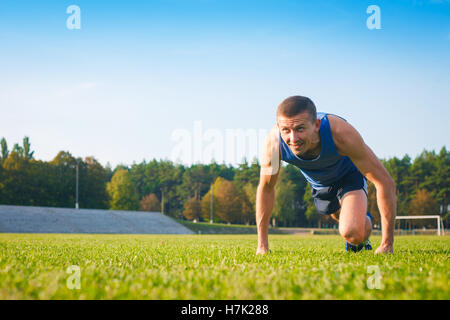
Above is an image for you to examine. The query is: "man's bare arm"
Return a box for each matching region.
[329,116,396,253]
[256,125,281,254]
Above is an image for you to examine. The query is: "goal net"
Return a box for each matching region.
[395,215,445,236]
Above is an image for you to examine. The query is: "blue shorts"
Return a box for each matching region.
[310,170,368,215]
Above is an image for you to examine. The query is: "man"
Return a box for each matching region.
[256,96,396,254]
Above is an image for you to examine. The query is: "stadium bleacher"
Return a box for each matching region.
[0,205,194,234]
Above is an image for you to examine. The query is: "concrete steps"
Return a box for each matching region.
[0,205,194,234]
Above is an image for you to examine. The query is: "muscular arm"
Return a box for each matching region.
[329,116,396,253]
[256,125,281,254]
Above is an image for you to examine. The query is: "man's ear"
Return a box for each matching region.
[315,118,321,132]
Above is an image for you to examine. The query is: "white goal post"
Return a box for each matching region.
[395,215,445,236]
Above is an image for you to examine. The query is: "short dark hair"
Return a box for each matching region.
[276,96,317,123]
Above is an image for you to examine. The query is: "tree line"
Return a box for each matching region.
[0,136,448,228]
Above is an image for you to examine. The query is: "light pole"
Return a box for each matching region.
[160,188,164,215]
[75,159,79,209]
[210,182,213,224]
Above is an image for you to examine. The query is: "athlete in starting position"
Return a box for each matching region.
[256,96,396,254]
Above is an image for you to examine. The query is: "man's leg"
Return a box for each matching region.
[338,189,372,245]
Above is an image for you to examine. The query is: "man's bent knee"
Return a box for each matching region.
[339,226,365,245]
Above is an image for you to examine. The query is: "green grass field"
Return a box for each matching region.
[0,234,448,299]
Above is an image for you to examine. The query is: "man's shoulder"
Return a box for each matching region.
[318,113,347,140]
[260,124,281,176]
[326,114,362,156]
[266,124,280,145]
[322,112,347,122]
[268,124,280,148]
[270,123,278,133]
[327,111,350,127]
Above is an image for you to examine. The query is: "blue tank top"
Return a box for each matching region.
[279,112,358,189]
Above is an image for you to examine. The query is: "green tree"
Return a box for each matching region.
[239,188,255,225]
[432,147,449,217]
[233,157,260,191]
[408,189,439,228]
[207,161,235,182]
[243,182,257,224]
[383,155,412,217]
[49,151,77,208]
[214,178,242,223]
[0,137,8,164]
[303,182,322,227]
[282,164,308,226]
[273,179,297,227]
[129,159,160,198]
[0,160,4,203]
[177,164,210,203]
[409,150,435,192]
[22,136,34,160]
[106,169,140,210]
[82,156,109,209]
[1,151,31,205]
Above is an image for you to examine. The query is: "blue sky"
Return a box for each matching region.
[0,0,449,168]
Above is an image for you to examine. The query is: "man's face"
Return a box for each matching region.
[277,111,321,157]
